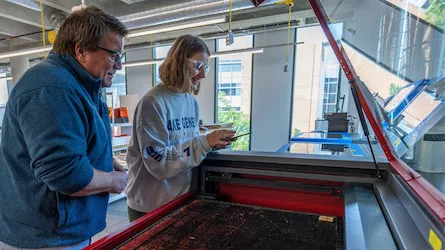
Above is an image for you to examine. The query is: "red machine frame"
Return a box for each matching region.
[88,180,345,249]
[87,193,195,250]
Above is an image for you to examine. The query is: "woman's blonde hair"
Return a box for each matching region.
[159,35,210,94]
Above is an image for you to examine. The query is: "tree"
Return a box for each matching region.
[425,0,445,29]
[389,83,402,96]
[217,91,250,150]
[293,128,302,137]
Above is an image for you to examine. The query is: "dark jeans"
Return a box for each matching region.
[127,206,147,222]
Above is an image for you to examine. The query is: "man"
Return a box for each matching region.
[0,6,128,249]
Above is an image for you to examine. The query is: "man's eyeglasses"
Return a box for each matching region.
[98,47,126,63]
[188,59,210,76]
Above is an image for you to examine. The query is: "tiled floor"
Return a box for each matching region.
[92,198,130,242]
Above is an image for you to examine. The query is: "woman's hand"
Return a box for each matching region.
[206,129,236,150]
[113,158,126,172]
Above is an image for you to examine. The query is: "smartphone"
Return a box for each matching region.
[227,132,252,141]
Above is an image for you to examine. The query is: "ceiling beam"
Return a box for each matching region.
[108,0,170,17]
[0,17,39,42]
[125,9,316,47]
[32,0,71,13]
[0,1,51,28]
[32,0,108,13]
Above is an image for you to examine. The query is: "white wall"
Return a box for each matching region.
[126,48,153,99]
[251,29,295,151]
[10,56,29,86]
[0,78,9,105]
[194,40,216,124]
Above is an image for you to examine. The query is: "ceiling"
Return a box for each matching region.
[0,0,319,64]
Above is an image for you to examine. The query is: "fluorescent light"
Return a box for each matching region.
[6,0,40,11]
[120,2,223,23]
[123,58,164,68]
[123,47,264,68]
[128,16,226,38]
[210,48,264,58]
[0,46,52,59]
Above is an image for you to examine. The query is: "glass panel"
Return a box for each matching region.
[288,24,385,162]
[216,35,253,151]
[318,0,445,194]
[286,131,385,157]
[386,0,445,29]
[219,63,242,72]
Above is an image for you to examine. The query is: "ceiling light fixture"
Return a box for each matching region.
[122,58,164,68]
[0,46,52,59]
[123,47,264,68]
[128,16,226,38]
[120,1,223,23]
[210,48,264,58]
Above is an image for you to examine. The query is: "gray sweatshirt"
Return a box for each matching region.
[126,84,211,213]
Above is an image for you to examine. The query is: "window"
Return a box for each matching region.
[291,25,345,154]
[219,59,242,72]
[318,0,445,200]
[154,45,172,85]
[321,44,341,115]
[216,35,253,151]
[322,77,339,114]
[105,56,126,108]
[219,83,241,96]
[221,107,241,112]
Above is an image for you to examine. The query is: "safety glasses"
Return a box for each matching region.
[98,47,126,63]
[188,58,210,76]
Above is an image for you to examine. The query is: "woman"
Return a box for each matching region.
[125,35,235,221]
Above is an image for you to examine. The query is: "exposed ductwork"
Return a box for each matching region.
[8,0,284,35]
[5,0,40,11]
[6,0,67,33]
[119,0,284,30]
[42,5,68,33]
[0,0,290,54]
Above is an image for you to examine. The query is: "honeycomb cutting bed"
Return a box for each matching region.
[118,199,343,250]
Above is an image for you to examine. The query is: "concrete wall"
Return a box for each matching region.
[10,56,29,86]
[251,29,295,151]
[126,48,154,99]
[194,40,216,124]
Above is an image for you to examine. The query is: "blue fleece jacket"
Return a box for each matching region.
[0,51,113,248]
